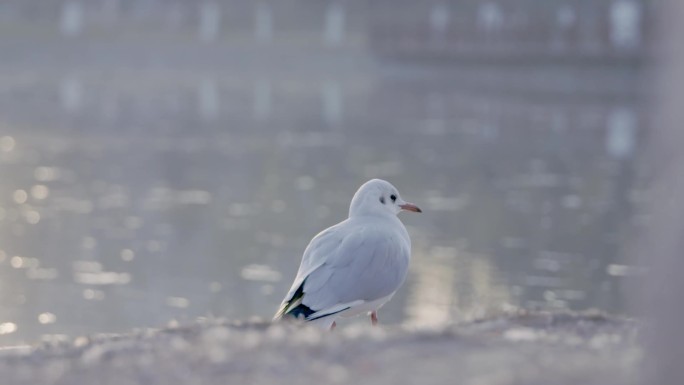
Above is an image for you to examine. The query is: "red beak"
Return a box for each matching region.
[399,203,422,213]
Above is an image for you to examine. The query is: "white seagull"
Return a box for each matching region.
[274,179,421,329]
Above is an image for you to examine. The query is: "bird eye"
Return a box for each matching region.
[390,194,397,202]
[379,196,386,204]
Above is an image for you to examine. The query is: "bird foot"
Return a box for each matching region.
[371,311,378,326]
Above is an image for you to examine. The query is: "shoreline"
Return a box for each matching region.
[0,310,639,385]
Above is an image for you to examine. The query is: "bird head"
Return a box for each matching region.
[349,179,422,218]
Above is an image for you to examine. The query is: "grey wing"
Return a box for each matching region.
[275,221,347,315]
[301,226,410,316]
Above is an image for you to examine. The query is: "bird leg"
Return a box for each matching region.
[370,311,378,326]
[330,321,337,331]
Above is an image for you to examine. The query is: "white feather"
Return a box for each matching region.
[274,179,417,328]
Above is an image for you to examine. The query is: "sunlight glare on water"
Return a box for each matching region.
[0,1,646,345]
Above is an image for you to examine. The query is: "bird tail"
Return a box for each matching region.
[273,301,315,321]
[273,303,336,330]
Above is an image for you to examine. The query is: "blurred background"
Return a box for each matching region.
[0,0,650,345]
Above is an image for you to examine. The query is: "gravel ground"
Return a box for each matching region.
[0,311,640,385]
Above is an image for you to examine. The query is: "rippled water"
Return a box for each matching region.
[0,2,645,344]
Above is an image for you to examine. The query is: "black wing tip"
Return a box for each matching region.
[275,278,350,322]
[285,303,316,319]
[275,278,315,320]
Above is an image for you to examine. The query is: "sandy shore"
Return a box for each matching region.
[0,311,639,385]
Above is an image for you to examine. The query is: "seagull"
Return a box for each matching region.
[274,179,421,329]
